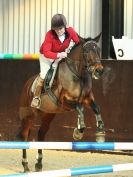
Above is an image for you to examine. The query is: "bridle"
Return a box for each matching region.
[65,40,101,79]
[83,40,101,75]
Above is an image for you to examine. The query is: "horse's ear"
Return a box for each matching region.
[93,32,102,42]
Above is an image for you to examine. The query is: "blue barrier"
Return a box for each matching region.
[1,163,133,177]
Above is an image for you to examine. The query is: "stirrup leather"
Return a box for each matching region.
[45,67,54,90]
[31,96,41,108]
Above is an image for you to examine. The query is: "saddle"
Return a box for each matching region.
[31,67,57,94]
[44,67,55,91]
[31,59,64,106]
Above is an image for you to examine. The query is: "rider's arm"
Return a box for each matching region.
[68,27,80,44]
[40,32,58,59]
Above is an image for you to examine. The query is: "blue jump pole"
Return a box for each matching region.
[1,163,133,177]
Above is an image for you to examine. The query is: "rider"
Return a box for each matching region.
[31,13,80,108]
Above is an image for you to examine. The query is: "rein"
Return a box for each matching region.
[64,41,91,78]
[65,57,81,79]
[65,40,99,78]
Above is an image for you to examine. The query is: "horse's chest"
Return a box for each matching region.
[64,85,90,102]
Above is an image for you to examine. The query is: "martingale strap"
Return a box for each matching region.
[65,57,80,79]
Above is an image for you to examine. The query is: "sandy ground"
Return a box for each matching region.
[0,149,133,177]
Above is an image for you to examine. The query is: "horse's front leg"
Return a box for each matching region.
[73,104,86,140]
[90,101,105,142]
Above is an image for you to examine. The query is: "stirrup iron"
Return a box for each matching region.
[31,96,41,109]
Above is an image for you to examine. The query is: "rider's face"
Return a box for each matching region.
[54,27,65,36]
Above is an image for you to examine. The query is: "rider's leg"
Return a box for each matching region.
[39,55,61,88]
[31,56,61,108]
[31,55,52,108]
[49,58,61,87]
[31,76,44,108]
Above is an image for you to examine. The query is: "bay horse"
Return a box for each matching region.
[17,33,105,172]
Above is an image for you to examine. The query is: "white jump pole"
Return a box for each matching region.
[0,141,133,150]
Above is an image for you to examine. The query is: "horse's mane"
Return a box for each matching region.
[70,32,101,52]
[79,35,92,42]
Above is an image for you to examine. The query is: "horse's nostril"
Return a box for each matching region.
[94,68,104,79]
[96,68,104,75]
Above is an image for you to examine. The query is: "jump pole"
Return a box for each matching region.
[0,141,133,150]
[1,163,133,177]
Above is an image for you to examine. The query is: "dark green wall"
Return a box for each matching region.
[102,0,124,59]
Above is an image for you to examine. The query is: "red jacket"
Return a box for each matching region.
[40,27,80,59]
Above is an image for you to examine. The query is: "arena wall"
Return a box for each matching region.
[0,60,132,142]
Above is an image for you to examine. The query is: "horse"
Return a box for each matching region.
[17,33,105,172]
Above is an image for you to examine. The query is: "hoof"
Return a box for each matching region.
[22,162,30,173]
[96,131,106,142]
[35,163,43,172]
[73,128,84,140]
[24,167,30,173]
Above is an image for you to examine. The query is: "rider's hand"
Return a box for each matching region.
[57,52,67,59]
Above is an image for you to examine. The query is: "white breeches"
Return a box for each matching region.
[39,54,61,87]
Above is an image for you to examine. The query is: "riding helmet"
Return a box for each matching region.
[51,14,67,29]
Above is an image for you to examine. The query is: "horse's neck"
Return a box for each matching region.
[57,46,92,94]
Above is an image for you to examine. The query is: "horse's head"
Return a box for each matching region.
[80,33,104,79]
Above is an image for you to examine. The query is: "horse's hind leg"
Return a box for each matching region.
[73,104,86,140]
[22,149,30,172]
[90,101,105,142]
[17,116,33,172]
[35,113,55,171]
